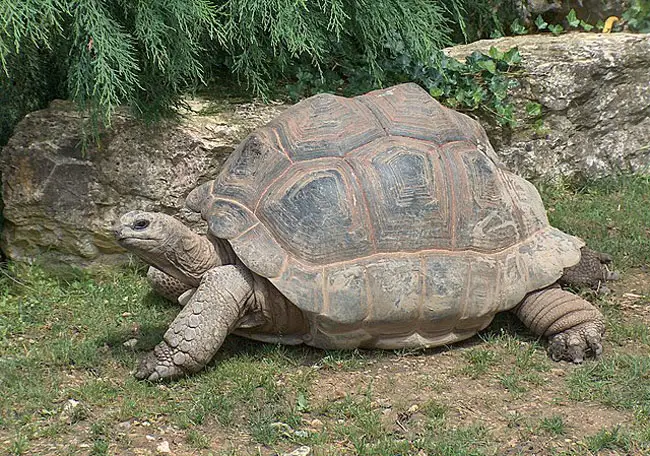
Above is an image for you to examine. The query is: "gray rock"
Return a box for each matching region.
[445,33,650,180]
[1,99,286,270]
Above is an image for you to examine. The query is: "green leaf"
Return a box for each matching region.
[549,24,564,35]
[471,87,486,105]
[535,15,548,30]
[296,392,310,413]
[525,102,542,117]
[490,29,504,39]
[503,47,522,65]
[580,20,594,31]
[510,19,527,35]
[429,87,444,98]
[488,46,504,60]
[567,9,580,28]
[478,60,496,74]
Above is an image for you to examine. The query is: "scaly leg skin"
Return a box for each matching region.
[560,247,619,291]
[515,286,605,363]
[137,265,254,381]
[147,267,193,304]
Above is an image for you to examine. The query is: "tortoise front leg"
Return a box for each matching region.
[147,267,193,304]
[514,286,605,363]
[136,265,255,381]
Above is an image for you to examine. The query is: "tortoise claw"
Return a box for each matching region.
[135,342,187,381]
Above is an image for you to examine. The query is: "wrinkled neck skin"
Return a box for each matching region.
[146,227,233,288]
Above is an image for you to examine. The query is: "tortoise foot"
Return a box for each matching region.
[135,342,188,381]
[547,323,604,364]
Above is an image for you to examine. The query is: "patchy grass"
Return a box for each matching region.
[540,174,650,268]
[1,175,649,455]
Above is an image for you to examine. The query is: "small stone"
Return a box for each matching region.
[123,338,138,348]
[156,440,171,454]
[122,312,133,317]
[294,430,309,438]
[309,418,323,430]
[64,399,80,411]
[282,446,311,456]
[146,435,156,441]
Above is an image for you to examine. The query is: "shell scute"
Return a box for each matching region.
[347,136,452,253]
[211,132,291,210]
[258,160,373,265]
[324,263,369,325]
[359,83,477,145]
[206,199,255,240]
[229,222,287,279]
[365,257,422,326]
[270,94,385,161]
[442,141,523,251]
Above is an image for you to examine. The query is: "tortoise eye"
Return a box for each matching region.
[133,219,150,231]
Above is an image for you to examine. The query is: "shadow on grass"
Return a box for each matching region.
[98,286,549,381]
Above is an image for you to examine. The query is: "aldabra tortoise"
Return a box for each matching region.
[115,83,616,381]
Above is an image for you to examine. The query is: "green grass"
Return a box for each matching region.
[538,415,566,436]
[1,174,649,455]
[540,174,650,268]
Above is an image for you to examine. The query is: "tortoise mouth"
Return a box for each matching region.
[116,235,160,249]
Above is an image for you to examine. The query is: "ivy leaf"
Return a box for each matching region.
[478,59,497,74]
[549,24,564,35]
[503,47,522,65]
[567,9,580,28]
[580,20,594,31]
[535,15,548,30]
[510,19,527,35]
[429,87,444,98]
[488,46,504,60]
[490,29,504,39]
[471,87,486,105]
[489,77,509,101]
[525,101,542,117]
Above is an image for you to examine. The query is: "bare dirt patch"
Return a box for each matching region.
[611,268,650,323]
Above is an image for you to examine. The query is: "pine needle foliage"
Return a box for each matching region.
[0,0,517,144]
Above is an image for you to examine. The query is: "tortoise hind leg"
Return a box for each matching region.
[514,286,605,363]
[559,247,619,290]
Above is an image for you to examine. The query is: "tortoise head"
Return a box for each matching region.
[114,211,221,286]
[114,211,182,256]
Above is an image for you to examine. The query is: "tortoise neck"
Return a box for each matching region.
[156,224,223,287]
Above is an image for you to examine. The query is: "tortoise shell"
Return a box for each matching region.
[188,83,583,348]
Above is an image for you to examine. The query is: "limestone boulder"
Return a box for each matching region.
[445,33,650,179]
[1,99,286,269]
